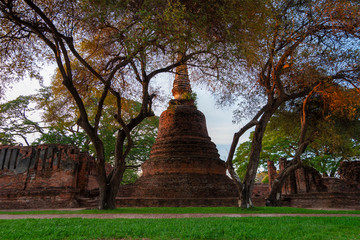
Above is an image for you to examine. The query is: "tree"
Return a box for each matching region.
[235,97,360,180]
[0,95,44,145]
[0,0,203,209]
[267,101,360,176]
[0,89,159,183]
[220,0,360,208]
[266,86,360,206]
[34,83,159,162]
[0,0,238,209]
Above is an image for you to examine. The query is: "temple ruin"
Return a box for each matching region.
[115,60,238,206]
[1,62,359,209]
[0,60,239,209]
[1,145,359,209]
[268,159,360,209]
[0,144,99,209]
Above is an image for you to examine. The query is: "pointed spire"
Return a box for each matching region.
[172,53,192,99]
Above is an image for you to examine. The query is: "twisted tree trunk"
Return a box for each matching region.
[266,93,312,206]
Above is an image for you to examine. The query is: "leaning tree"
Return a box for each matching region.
[214,0,360,208]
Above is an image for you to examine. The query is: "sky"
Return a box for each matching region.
[2,68,251,160]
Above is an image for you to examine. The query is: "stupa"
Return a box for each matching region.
[121,58,237,206]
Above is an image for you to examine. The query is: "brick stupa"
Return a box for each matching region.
[121,60,237,206]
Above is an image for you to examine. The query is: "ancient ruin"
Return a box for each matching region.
[0,144,99,209]
[116,60,238,206]
[1,62,359,209]
[1,146,359,209]
[0,61,239,209]
[268,159,360,209]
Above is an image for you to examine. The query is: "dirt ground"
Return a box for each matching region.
[1,212,359,219]
[1,207,359,219]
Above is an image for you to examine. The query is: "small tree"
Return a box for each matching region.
[0,95,45,145]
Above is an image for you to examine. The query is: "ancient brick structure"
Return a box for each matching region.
[268,159,360,209]
[116,62,238,207]
[267,160,277,191]
[338,161,360,183]
[0,144,97,209]
[278,158,327,194]
[0,61,239,209]
[172,54,192,100]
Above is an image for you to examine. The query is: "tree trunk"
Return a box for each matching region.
[104,182,119,209]
[226,160,244,206]
[97,179,107,210]
[266,105,310,206]
[97,180,121,209]
[266,161,302,206]
[240,110,273,208]
[97,167,125,210]
[240,181,254,208]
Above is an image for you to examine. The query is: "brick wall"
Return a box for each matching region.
[267,159,360,209]
[0,144,96,209]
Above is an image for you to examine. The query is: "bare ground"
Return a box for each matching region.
[0,213,359,219]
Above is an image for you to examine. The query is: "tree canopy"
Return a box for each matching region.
[234,98,360,180]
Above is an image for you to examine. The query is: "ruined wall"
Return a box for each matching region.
[338,161,360,184]
[267,159,327,195]
[267,160,277,191]
[278,158,327,195]
[0,144,96,209]
[268,159,360,209]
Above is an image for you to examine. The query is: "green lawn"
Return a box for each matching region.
[1,206,360,215]
[0,217,359,239]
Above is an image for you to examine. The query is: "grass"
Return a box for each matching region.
[1,206,360,215]
[0,217,359,239]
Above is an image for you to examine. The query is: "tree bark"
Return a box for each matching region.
[240,109,274,208]
[266,97,311,206]
[266,161,302,206]
[97,184,120,210]
[240,182,253,208]
[97,165,126,209]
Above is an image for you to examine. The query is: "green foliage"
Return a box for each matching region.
[235,101,360,176]
[233,140,251,180]
[0,95,43,146]
[234,105,360,177]
[1,90,158,182]
[262,175,269,184]
[32,127,89,149]
[35,84,159,156]
[233,141,277,180]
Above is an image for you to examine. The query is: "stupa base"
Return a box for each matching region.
[115,197,238,207]
[115,173,238,207]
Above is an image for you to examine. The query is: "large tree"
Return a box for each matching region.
[265,86,360,206]
[1,0,251,209]
[218,0,360,208]
[0,0,214,209]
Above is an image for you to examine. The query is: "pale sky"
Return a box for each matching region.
[2,69,250,160]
